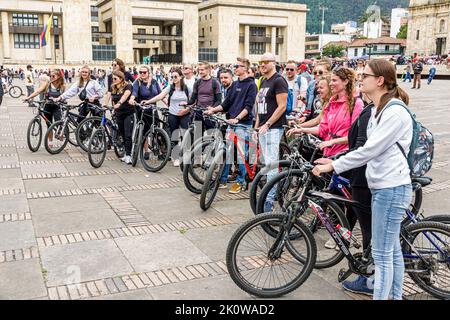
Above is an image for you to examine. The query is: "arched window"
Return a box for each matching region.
[439,19,446,33]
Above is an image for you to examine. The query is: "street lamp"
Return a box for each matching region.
[319,4,328,58]
[366,43,374,60]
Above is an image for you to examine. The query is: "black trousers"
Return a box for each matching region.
[116,113,134,156]
[0,94,3,107]
[43,103,62,127]
[168,113,190,145]
[351,186,372,251]
[78,100,100,122]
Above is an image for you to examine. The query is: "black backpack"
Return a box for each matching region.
[193,78,220,102]
[168,84,190,106]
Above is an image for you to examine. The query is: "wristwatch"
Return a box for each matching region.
[266,122,272,128]
[236,116,241,121]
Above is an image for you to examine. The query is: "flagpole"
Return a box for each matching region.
[52,6,56,65]
[60,6,65,64]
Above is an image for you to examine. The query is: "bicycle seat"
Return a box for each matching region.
[412,176,432,187]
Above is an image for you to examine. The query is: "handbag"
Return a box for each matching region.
[78,79,90,101]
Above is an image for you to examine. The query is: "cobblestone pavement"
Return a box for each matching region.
[0,80,449,300]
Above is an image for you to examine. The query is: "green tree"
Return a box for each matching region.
[397,24,408,39]
[322,44,346,58]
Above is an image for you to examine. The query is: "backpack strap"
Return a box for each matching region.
[167,84,176,106]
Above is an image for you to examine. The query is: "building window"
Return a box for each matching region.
[373,45,378,52]
[202,28,205,37]
[53,16,59,27]
[209,26,212,32]
[439,19,445,33]
[138,28,146,44]
[210,14,212,19]
[91,6,99,22]
[152,28,155,34]
[250,26,266,37]
[250,42,266,55]
[416,30,420,40]
[199,48,217,62]
[12,13,39,26]
[92,26,99,42]
[385,45,389,52]
[54,35,60,49]
[362,48,367,55]
[210,41,212,46]
[92,44,116,61]
[354,48,358,56]
[205,15,207,20]
[14,33,40,49]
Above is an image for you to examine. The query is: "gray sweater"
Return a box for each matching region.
[333,98,413,189]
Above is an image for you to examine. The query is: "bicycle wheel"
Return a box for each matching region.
[403,221,450,300]
[226,213,317,298]
[249,160,291,215]
[114,135,125,159]
[199,148,225,211]
[140,127,171,172]
[88,127,107,168]
[26,117,42,152]
[76,116,102,152]
[8,86,22,98]
[410,187,423,216]
[179,127,194,172]
[279,142,291,160]
[44,120,69,154]
[422,215,450,224]
[189,138,220,184]
[131,124,143,167]
[67,121,79,146]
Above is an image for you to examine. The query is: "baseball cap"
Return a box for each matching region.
[259,52,276,63]
[299,64,308,70]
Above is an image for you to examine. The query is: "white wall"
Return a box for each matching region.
[390,8,408,38]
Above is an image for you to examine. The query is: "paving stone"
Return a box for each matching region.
[87,288,153,300]
[0,221,36,251]
[0,194,29,214]
[40,239,134,287]
[115,232,212,273]
[0,259,47,299]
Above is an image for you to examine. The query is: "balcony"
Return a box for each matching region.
[133,33,182,42]
[9,23,62,35]
[239,34,284,44]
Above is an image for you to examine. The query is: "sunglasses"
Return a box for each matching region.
[183,67,192,70]
[234,64,244,69]
[112,63,117,67]
[172,75,180,79]
[112,77,121,80]
[285,68,295,72]
[139,71,148,74]
[259,60,274,66]
[314,70,324,75]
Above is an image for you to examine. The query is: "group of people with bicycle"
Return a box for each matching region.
[18,52,444,300]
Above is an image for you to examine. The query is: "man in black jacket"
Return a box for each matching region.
[412,59,424,89]
[205,57,257,193]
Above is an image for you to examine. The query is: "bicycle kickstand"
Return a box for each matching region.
[338,268,353,283]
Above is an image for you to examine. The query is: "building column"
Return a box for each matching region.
[111,0,133,64]
[43,14,52,60]
[182,4,198,63]
[271,26,277,55]
[244,25,250,59]
[171,25,177,54]
[1,11,10,59]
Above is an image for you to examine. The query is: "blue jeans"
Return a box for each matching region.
[428,68,436,84]
[403,71,412,82]
[259,128,283,212]
[220,125,251,185]
[371,184,412,300]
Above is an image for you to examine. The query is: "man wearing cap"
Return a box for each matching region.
[299,63,312,84]
[254,52,288,212]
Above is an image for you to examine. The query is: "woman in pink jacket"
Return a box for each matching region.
[288,67,364,157]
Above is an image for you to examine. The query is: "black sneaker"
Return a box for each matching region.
[144,152,150,160]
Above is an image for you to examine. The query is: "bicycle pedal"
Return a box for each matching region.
[338,268,353,283]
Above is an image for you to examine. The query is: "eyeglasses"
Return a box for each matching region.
[361,73,379,80]
[51,75,58,78]
[234,64,244,69]
[111,63,117,67]
[314,70,324,76]
[172,75,179,79]
[183,67,192,70]
[259,60,275,66]
[112,77,121,80]
[139,71,148,74]
[285,68,295,72]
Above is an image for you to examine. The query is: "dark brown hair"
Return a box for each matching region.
[111,70,127,94]
[172,68,185,89]
[49,69,65,91]
[332,67,357,114]
[367,59,409,117]
[113,58,126,73]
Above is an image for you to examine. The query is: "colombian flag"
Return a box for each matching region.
[40,14,53,47]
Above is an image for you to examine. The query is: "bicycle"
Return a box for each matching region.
[130,103,171,172]
[2,81,23,98]
[227,162,450,299]
[44,101,95,154]
[74,103,108,152]
[26,100,51,152]
[87,106,125,168]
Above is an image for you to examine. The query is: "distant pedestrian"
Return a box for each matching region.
[412,59,423,89]
[428,64,437,85]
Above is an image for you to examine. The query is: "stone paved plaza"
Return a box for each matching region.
[0,80,449,300]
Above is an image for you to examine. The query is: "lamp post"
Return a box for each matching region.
[319,4,328,58]
[366,43,374,60]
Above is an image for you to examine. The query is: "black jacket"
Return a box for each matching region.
[348,102,372,188]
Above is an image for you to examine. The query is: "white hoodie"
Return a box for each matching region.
[333,98,413,189]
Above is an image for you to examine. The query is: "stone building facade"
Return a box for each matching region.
[407,0,450,56]
[0,0,306,66]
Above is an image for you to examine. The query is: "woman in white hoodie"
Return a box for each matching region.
[313,59,413,300]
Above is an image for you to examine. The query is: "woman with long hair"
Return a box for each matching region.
[103,58,134,108]
[313,59,413,300]
[147,68,190,166]
[108,70,135,164]
[55,65,103,120]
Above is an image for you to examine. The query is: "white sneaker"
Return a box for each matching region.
[124,156,132,164]
[173,159,180,167]
[120,156,127,162]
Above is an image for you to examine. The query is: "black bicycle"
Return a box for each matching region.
[130,103,171,172]
[26,100,51,152]
[87,106,125,168]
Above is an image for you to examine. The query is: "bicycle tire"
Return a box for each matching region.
[421,214,450,224]
[67,121,79,146]
[255,169,349,269]
[189,138,220,185]
[226,213,317,298]
[182,162,203,194]
[249,160,291,215]
[179,127,194,172]
[199,148,225,211]
[8,86,22,98]
[131,124,143,167]
[140,127,171,172]
[26,117,42,152]
[76,116,102,152]
[411,187,423,216]
[88,127,107,168]
[114,135,125,159]
[44,120,69,154]
[403,221,450,300]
